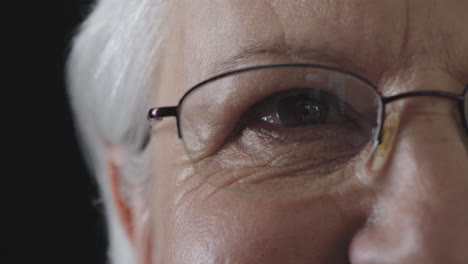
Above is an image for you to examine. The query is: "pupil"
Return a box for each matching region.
[278,94,328,127]
[298,103,312,116]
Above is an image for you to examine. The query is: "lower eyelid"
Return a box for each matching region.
[197,123,367,173]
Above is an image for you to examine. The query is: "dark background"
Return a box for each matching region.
[58,1,107,263]
[28,1,107,263]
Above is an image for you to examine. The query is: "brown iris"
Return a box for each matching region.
[277,94,329,127]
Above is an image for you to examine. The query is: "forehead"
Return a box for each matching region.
[164,0,468,93]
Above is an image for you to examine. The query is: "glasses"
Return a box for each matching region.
[147,64,468,194]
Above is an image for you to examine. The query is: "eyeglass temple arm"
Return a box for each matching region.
[147,107,178,121]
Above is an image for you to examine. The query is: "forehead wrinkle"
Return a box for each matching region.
[378,0,468,91]
[205,42,371,83]
[188,1,409,87]
[180,0,429,91]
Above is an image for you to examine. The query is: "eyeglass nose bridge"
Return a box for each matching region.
[376,89,467,145]
[382,90,464,104]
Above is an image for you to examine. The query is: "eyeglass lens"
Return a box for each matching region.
[178,66,384,193]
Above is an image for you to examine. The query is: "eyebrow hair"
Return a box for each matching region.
[205,42,368,79]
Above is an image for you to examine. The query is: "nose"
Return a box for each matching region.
[349,97,468,264]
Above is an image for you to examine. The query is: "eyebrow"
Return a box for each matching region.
[205,42,369,79]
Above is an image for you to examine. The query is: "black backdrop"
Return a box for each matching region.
[39,1,106,263]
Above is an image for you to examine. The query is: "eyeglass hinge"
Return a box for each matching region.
[147,107,178,121]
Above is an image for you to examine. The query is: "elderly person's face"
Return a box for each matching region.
[117,0,468,263]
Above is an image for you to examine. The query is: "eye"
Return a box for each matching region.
[252,89,346,127]
[277,93,329,127]
[176,67,384,193]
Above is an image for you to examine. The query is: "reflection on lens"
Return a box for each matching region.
[178,65,382,193]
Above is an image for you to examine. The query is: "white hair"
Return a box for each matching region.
[66,0,169,263]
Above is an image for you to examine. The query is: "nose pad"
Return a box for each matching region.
[349,98,468,264]
[367,113,400,172]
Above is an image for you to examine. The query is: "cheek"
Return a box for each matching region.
[166,190,364,264]
[149,118,371,264]
[149,122,206,263]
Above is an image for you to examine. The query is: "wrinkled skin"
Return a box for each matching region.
[140,0,468,263]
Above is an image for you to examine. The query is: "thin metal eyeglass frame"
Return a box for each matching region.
[147,63,468,146]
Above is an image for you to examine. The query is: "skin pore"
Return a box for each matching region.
[114,0,468,263]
